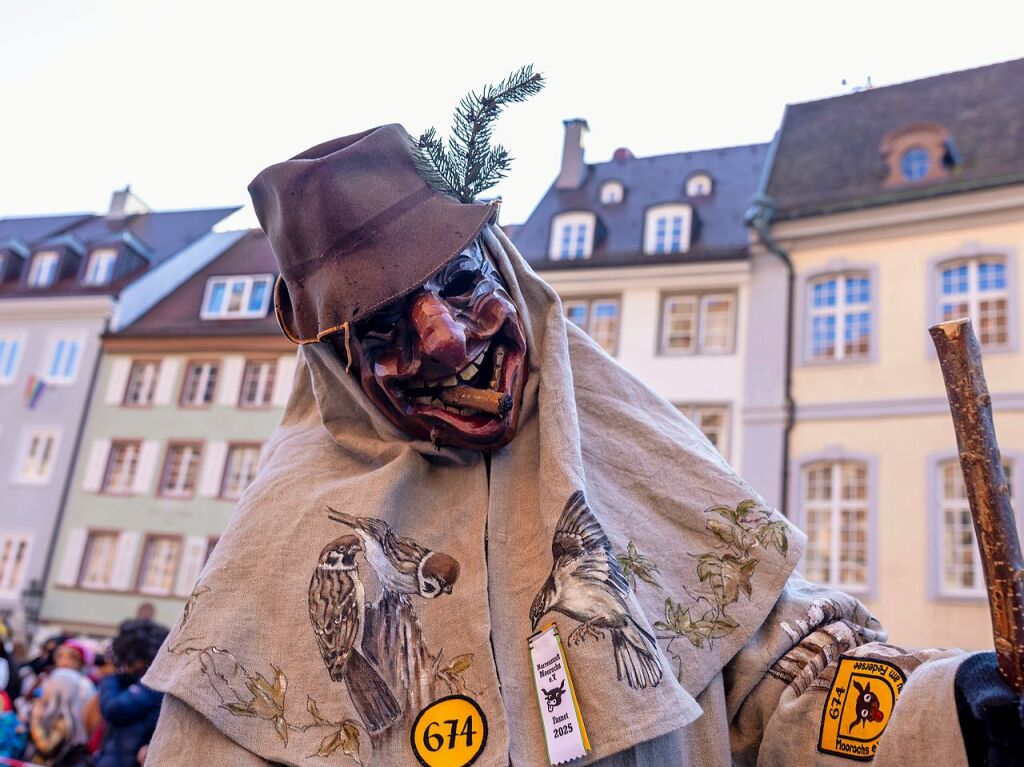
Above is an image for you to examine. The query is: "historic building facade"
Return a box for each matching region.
[41,230,294,633]
[0,190,237,634]
[751,58,1024,649]
[512,120,767,468]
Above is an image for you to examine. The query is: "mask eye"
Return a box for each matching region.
[359,303,403,335]
[440,270,477,298]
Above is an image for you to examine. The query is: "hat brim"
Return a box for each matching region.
[274,199,499,344]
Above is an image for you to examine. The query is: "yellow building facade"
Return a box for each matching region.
[776,188,1024,649]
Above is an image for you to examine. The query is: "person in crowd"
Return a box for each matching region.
[94,620,168,767]
[0,638,21,707]
[28,640,95,767]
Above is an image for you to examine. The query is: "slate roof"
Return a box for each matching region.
[513,143,768,269]
[0,205,238,298]
[766,58,1024,219]
[118,229,282,338]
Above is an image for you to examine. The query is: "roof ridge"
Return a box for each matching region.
[587,141,770,169]
[785,56,1024,108]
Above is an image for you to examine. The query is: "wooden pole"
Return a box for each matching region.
[930,317,1024,693]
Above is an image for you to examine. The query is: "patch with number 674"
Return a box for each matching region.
[817,656,906,761]
[410,695,488,767]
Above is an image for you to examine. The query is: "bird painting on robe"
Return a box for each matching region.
[530,491,664,690]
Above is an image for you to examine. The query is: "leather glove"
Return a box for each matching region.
[954,652,1024,766]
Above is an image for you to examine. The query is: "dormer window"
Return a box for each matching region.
[201,274,273,319]
[900,148,930,182]
[27,251,59,288]
[880,123,957,188]
[644,204,692,255]
[82,248,119,286]
[549,212,596,260]
[686,173,713,197]
[599,181,624,205]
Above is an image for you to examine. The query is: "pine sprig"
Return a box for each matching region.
[415,65,545,203]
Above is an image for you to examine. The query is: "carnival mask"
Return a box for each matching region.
[338,239,528,450]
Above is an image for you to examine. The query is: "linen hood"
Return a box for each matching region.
[145,226,805,766]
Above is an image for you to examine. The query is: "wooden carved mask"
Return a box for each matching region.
[336,239,528,450]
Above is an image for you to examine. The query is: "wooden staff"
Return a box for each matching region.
[930,317,1024,693]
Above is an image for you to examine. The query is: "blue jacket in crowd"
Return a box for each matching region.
[94,674,163,767]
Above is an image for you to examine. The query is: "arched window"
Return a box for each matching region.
[800,459,871,592]
[807,271,871,361]
[686,173,713,197]
[599,181,624,205]
[643,204,692,255]
[549,212,596,260]
[936,256,1009,348]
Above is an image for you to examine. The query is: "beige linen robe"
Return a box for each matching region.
[144,227,969,766]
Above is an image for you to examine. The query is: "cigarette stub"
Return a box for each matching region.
[441,387,513,416]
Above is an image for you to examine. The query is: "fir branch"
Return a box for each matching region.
[416,64,545,202]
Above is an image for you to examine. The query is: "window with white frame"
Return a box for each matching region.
[122,360,160,406]
[686,173,713,197]
[660,292,735,354]
[180,360,219,407]
[82,248,118,286]
[563,297,620,354]
[159,443,202,498]
[201,275,273,319]
[78,531,119,589]
[27,251,59,288]
[0,534,31,596]
[0,334,23,384]
[801,460,870,591]
[16,429,59,484]
[937,257,1009,348]
[676,404,730,459]
[102,440,141,494]
[644,204,692,255]
[43,335,83,384]
[239,360,276,407]
[937,458,1014,596]
[136,536,182,595]
[549,213,596,260]
[808,272,871,361]
[220,443,262,500]
[599,181,624,205]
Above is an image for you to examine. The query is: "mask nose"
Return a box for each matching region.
[410,291,468,368]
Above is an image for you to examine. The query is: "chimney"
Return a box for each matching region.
[107,185,152,221]
[612,147,634,162]
[555,118,589,190]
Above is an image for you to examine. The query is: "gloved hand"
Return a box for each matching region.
[954,652,1024,766]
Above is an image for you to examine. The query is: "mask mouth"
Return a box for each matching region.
[378,319,526,442]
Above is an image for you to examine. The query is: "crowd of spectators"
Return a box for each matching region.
[0,618,168,767]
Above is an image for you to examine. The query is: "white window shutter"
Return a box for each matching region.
[154,358,180,405]
[132,440,161,495]
[198,441,228,498]
[217,356,244,406]
[272,353,297,406]
[174,536,209,596]
[82,438,111,492]
[105,358,132,405]
[55,529,88,587]
[111,531,141,591]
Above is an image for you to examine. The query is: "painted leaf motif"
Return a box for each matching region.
[445,654,473,675]
[706,518,758,552]
[223,702,255,717]
[306,696,328,725]
[316,730,343,757]
[696,554,759,606]
[273,715,289,745]
[342,721,362,759]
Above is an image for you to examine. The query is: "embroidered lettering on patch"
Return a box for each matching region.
[817,656,906,761]
[410,695,488,767]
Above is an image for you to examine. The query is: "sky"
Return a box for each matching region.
[2,1,1024,228]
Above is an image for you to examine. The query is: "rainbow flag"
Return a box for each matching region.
[24,374,45,409]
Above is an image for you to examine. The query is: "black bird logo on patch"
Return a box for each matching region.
[530,491,663,690]
[849,680,884,731]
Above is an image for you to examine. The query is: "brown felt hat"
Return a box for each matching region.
[248,124,498,344]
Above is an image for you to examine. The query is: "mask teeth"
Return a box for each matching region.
[490,345,506,390]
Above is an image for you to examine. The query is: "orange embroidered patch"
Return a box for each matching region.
[817,656,906,761]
